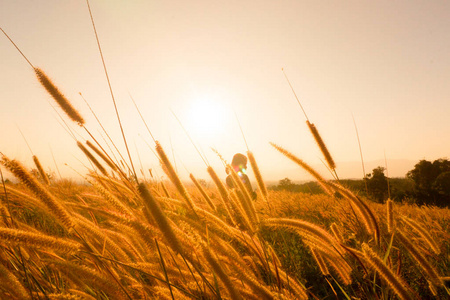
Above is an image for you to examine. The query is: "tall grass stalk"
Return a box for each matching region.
[32,155,50,185]
[247,151,268,202]
[387,199,394,233]
[85,0,137,182]
[202,246,242,300]
[352,114,368,194]
[270,142,334,195]
[138,183,183,255]
[77,141,108,176]
[207,166,236,226]
[306,121,336,171]
[86,140,117,172]
[156,141,196,214]
[227,165,258,225]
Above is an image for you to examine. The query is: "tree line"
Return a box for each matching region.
[272,158,450,207]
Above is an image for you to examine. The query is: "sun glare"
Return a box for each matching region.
[186,98,230,138]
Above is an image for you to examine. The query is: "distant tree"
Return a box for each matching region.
[193,178,206,187]
[365,166,388,203]
[434,172,450,197]
[407,158,450,206]
[278,178,296,191]
[31,168,54,183]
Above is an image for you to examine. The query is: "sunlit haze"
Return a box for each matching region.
[1,0,449,182]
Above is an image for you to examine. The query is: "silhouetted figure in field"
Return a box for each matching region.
[226,153,257,200]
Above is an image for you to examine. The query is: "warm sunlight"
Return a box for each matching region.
[185,97,230,138]
[1,2,449,299]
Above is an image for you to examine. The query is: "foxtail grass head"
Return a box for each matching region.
[306,121,336,171]
[32,155,50,185]
[35,68,85,126]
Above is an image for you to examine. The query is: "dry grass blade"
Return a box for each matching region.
[160,181,171,198]
[85,0,137,182]
[387,199,394,233]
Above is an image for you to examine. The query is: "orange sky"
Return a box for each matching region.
[1,1,449,182]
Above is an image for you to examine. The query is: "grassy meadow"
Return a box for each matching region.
[1,134,449,300]
[1,8,450,300]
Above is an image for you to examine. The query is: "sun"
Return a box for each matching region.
[186,97,230,138]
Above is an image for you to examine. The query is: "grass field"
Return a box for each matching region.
[1,146,449,299]
[1,5,449,298]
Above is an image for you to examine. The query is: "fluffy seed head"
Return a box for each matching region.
[362,243,414,300]
[35,67,85,126]
[155,141,196,213]
[77,141,108,176]
[306,121,336,170]
[396,230,442,287]
[401,216,440,255]
[270,142,333,195]
[207,166,236,226]
[247,151,268,200]
[1,155,74,228]
[138,183,183,254]
[86,140,117,171]
[32,155,50,185]
[0,227,80,253]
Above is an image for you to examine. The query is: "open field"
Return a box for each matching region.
[1,151,449,299]
[1,2,449,299]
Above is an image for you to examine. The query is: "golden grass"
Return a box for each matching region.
[1,155,74,229]
[0,172,448,298]
[361,243,414,300]
[0,41,448,298]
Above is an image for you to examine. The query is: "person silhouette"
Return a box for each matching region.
[226,153,257,200]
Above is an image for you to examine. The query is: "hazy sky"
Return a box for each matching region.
[1,0,449,182]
